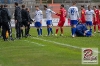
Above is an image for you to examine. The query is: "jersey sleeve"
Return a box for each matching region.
[40,11,43,21]
[50,9,56,14]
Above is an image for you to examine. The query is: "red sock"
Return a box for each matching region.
[98,25,100,31]
[94,25,96,32]
[56,29,59,34]
[60,28,63,34]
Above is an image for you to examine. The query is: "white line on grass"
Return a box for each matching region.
[31,37,100,53]
[24,40,45,47]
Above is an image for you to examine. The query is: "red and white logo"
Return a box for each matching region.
[82,48,98,64]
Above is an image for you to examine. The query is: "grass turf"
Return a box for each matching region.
[0,27,100,66]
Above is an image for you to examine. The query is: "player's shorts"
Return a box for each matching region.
[58,21,65,27]
[46,20,52,25]
[70,20,78,25]
[86,21,93,26]
[35,22,41,27]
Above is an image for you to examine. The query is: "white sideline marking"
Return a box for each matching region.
[31,37,100,53]
[24,40,45,46]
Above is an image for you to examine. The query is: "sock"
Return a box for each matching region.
[98,25,100,31]
[71,28,73,35]
[50,28,53,34]
[90,28,92,32]
[47,28,50,35]
[72,28,76,35]
[56,28,59,34]
[21,29,23,37]
[60,28,63,34]
[40,28,42,35]
[94,25,96,32]
[37,29,40,36]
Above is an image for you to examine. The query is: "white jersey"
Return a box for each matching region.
[68,6,79,20]
[34,10,43,22]
[85,10,94,21]
[46,8,55,20]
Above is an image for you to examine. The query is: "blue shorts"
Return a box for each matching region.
[70,20,78,25]
[86,21,92,26]
[35,22,41,27]
[46,20,52,25]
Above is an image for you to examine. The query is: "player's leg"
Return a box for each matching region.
[50,20,53,35]
[46,20,51,36]
[70,20,77,37]
[55,21,61,36]
[59,21,65,36]
[98,21,100,32]
[89,21,93,32]
[93,22,97,33]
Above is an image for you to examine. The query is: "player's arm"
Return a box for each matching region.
[56,10,61,16]
[50,9,56,14]
[40,11,43,23]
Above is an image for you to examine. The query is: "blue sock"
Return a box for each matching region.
[71,28,73,35]
[72,28,76,35]
[50,28,53,34]
[40,28,42,35]
[73,27,76,35]
[37,29,40,36]
[47,28,50,35]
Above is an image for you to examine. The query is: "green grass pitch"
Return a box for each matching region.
[0,27,100,66]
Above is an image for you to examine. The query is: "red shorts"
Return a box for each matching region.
[57,21,65,27]
[93,21,98,25]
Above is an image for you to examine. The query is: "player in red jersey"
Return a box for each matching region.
[81,5,86,24]
[55,4,67,36]
[98,5,100,32]
[93,6,99,33]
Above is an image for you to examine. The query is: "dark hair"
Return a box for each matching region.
[93,6,96,8]
[81,5,84,8]
[61,4,64,7]
[72,1,76,5]
[98,5,100,8]
[4,4,8,7]
[15,2,18,6]
[35,5,39,7]
[0,5,3,8]
[22,5,25,8]
[44,5,48,8]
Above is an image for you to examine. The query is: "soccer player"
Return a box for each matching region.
[81,5,86,24]
[44,5,56,36]
[85,5,95,32]
[93,6,99,33]
[76,23,92,37]
[34,5,43,36]
[98,5,100,32]
[68,2,80,37]
[55,4,67,36]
